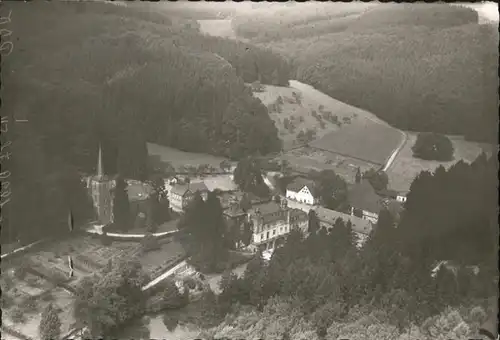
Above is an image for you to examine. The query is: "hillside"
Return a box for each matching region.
[232,3,499,144]
[2,1,292,243]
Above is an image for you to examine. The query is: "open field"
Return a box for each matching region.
[310,120,405,165]
[276,147,377,183]
[386,133,495,192]
[198,19,237,39]
[253,81,404,172]
[148,142,232,170]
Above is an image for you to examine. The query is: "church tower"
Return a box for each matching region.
[90,144,114,225]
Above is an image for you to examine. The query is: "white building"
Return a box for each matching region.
[285,177,317,206]
[168,182,209,212]
[396,193,407,203]
[248,200,308,252]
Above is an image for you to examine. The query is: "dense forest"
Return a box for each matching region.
[197,152,498,340]
[233,3,499,143]
[1,1,291,244]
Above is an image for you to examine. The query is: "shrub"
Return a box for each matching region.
[162,279,184,310]
[14,263,29,281]
[10,307,26,324]
[184,277,197,290]
[1,293,13,309]
[20,296,38,313]
[146,222,158,233]
[412,132,454,161]
[100,234,112,246]
[41,292,54,302]
[162,313,179,332]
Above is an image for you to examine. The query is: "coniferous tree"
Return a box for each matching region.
[355,167,361,184]
[113,176,131,231]
[307,210,320,234]
[242,221,253,247]
[162,279,183,309]
[39,303,61,340]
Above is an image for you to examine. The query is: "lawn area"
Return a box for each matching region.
[386,133,494,192]
[310,120,405,165]
[276,147,377,183]
[147,142,232,169]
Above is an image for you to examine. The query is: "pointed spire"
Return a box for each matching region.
[97,143,103,179]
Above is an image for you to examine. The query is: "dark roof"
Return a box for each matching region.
[252,201,282,216]
[315,206,372,235]
[287,177,316,196]
[376,188,398,199]
[223,203,246,217]
[289,208,308,220]
[171,182,209,196]
[347,179,382,214]
[261,212,287,225]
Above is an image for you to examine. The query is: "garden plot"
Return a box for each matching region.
[2,287,76,340]
[13,272,54,297]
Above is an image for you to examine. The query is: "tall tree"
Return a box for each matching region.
[113,176,131,231]
[311,170,348,210]
[233,157,270,198]
[355,167,361,184]
[307,210,320,234]
[39,303,61,340]
[362,168,389,192]
[73,257,148,337]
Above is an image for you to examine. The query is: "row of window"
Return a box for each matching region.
[256,226,289,242]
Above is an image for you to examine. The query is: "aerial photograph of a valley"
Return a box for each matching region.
[0,1,498,339]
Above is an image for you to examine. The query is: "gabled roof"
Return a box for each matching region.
[287,177,316,196]
[171,182,209,196]
[347,179,382,214]
[223,203,247,217]
[376,188,398,199]
[315,206,372,235]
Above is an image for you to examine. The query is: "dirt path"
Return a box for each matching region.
[382,130,408,172]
